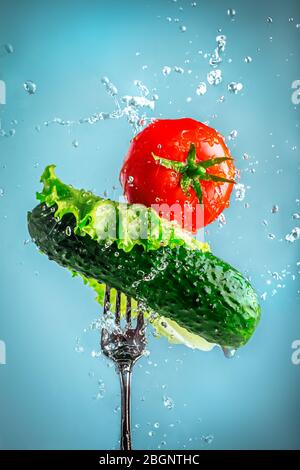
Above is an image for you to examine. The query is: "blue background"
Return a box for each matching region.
[0,0,299,450]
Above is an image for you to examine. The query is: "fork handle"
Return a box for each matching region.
[117,362,133,451]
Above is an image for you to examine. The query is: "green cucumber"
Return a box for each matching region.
[27,166,261,348]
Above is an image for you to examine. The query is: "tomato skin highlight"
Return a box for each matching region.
[120,118,235,233]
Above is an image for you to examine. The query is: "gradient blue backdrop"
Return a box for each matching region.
[0,0,299,450]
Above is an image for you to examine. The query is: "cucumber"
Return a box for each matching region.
[28,196,261,348]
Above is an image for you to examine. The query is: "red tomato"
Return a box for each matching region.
[120,118,235,233]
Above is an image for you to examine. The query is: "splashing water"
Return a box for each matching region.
[209,34,227,67]
[43,77,157,135]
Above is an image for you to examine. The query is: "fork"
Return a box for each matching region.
[100,286,147,450]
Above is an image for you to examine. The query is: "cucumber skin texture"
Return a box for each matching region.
[28,203,261,348]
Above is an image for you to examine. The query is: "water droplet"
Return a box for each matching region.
[244,56,252,63]
[228,82,243,94]
[180,25,187,32]
[154,422,160,429]
[285,227,300,243]
[0,188,4,197]
[207,69,222,85]
[235,183,246,201]
[174,66,184,74]
[91,350,101,358]
[72,139,79,148]
[4,43,14,54]
[163,395,175,410]
[271,204,279,214]
[75,337,84,353]
[218,213,226,227]
[292,213,300,219]
[127,175,134,184]
[216,34,226,52]
[228,129,238,140]
[202,434,214,445]
[101,76,118,96]
[65,226,72,237]
[266,16,273,23]
[196,82,207,96]
[227,8,236,18]
[222,346,236,358]
[148,431,154,437]
[268,233,276,240]
[23,80,37,95]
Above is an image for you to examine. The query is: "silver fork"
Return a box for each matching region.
[100,286,147,450]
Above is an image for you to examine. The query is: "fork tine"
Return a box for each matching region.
[136,301,144,330]
[126,296,132,326]
[115,290,121,325]
[103,285,111,315]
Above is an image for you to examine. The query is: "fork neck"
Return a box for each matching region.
[117,361,133,451]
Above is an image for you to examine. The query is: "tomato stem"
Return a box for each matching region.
[152,144,235,204]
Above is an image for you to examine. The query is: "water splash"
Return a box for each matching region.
[209,35,227,67]
[43,77,157,135]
